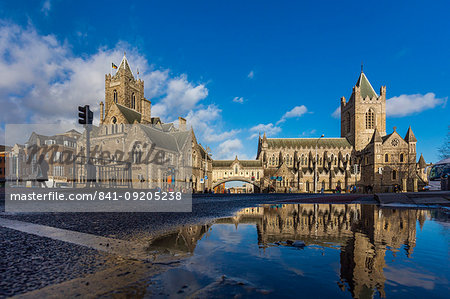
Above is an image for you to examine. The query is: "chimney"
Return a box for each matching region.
[178,117,187,131]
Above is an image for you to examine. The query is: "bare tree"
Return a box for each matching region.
[438,125,450,159]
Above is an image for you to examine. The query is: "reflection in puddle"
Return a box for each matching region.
[140,204,449,298]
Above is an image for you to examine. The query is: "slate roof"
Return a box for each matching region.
[356,72,378,99]
[170,131,191,149]
[116,104,142,124]
[140,125,180,152]
[266,138,352,149]
[381,133,393,142]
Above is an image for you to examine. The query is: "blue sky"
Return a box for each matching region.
[0,0,448,162]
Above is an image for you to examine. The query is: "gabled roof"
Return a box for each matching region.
[404,126,417,143]
[116,104,141,124]
[140,125,179,152]
[170,131,191,150]
[266,138,352,149]
[356,72,378,99]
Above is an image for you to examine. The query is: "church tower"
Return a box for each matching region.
[101,54,151,124]
[340,68,386,151]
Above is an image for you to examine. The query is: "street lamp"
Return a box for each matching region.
[314,134,324,193]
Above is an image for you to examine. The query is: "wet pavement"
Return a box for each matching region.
[1,193,449,298]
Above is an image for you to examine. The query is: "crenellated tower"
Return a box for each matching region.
[101,54,151,124]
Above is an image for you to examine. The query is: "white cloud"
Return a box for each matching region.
[216,139,243,159]
[300,129,317,136]
[41,0,51,16]
[249,123,281,139]
[151,74,208,119]
[0,21,213,128]
[332,106,340,118]
[247,70,254,79]
[386,93,447,117]
[232,96,244,104]
[184,105,240,143]
[277,105,308,124]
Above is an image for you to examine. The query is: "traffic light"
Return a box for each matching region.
[78,105,93,125]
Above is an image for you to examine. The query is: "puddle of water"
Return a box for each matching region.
[134,204,450,298]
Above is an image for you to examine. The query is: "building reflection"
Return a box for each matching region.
[218,204,429,299]
[144,204,429,298]
[147,224,211,256]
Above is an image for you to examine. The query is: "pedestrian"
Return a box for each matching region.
[36,154,49,188]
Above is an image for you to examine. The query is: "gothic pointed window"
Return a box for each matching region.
[113,90,118,103]
[392,170,397,180]
[131,93,136,109]
[385,153,389,163]
[365,109,375,129]
[400,153,404,163]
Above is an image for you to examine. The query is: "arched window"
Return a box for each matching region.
[131,93,136,109]
[306,181,310,192]
[385,153,389,163]
[301,155,304,165]
[290,157,293,165]
[321,180,326,190]
[392,170,397,180]
[400,153,404,163]
[113,90,118,103]
[365,109,375,129]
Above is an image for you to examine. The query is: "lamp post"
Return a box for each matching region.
[314,134,324,193]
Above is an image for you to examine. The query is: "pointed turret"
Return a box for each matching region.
[404,126,417,143]
[370,127,382,143]
[355,71,378,99]
[418,153,426,169]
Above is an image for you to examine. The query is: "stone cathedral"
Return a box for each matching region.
[256,70,427,193]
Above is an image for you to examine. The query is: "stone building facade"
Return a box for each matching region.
[92,54,211,192]
[255,70,428,192]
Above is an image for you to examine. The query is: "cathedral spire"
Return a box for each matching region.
[355,70,377,98]
[118,53,134,78]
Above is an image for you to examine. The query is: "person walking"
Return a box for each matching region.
[36,154,49,188]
